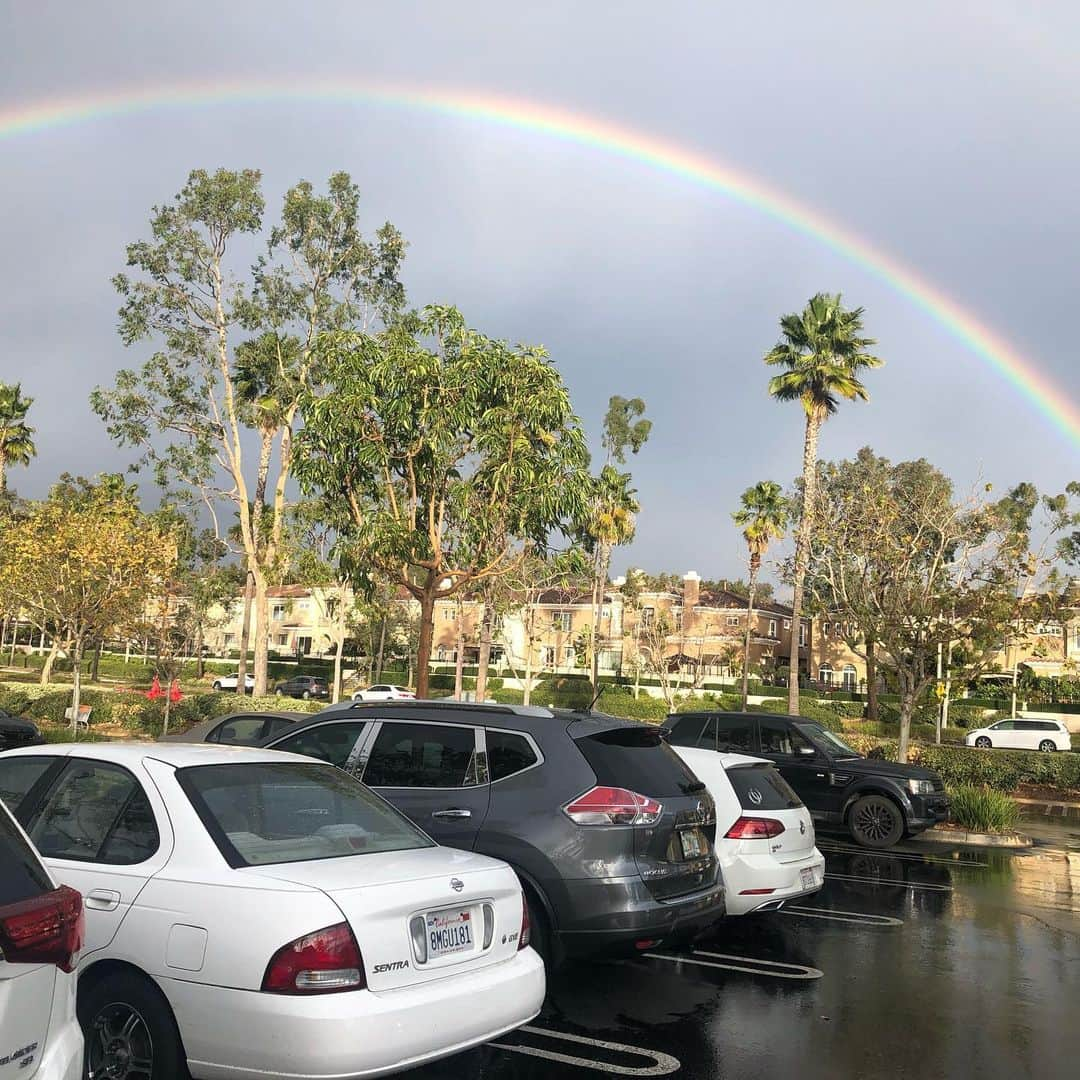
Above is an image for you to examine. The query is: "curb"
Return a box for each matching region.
[912,827,1033,848]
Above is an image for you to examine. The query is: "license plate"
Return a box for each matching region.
[800,867,816,890]
[680,827,708,859]
[426,908,474,958]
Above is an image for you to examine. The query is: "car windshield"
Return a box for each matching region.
[178,761,434,868]
[796,723,860,758]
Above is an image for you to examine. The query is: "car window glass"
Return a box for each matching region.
[714,717,754,752]
[371,686,389,693]
[664,716,706,749]
[726,764,803,810]
[993,720,1015,730]
[363,722,477,788]
[213,716,269,746]
[28,760,159,864]
[0,805,53,906]
[273,722,368,769]
[0,756,54,812]
[264,717,296,737]
[759,719,815,756]
[487,730,539,781]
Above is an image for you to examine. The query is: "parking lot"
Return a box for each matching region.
[412,824,1080,1080]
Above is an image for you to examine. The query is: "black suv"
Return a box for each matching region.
[259,701,725,963]
[667,711,949,849]
[0,708,44,751]
[272,674,329,700]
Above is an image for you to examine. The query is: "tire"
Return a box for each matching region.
[302,690,311,700]
[975,736,992,749]
[848,794,905,849]
[211,681,222,691]
[1039,740,1056,753]
[274,688,283,697]
[523,888,560,971]
[79,969,186,1080]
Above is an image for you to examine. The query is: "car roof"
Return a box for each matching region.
[273,698,557,734]
[670,710,803,723]
[0,741,319,768]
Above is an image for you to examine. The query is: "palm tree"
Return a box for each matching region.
[732,481,789,708]
[0,382,36,493]
[765,294,883,713]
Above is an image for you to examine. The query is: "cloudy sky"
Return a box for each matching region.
[2,1,1078,582]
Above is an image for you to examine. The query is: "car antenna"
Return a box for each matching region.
[584,683,606,714]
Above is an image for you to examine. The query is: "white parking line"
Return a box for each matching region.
[489,1026,680,1076]
[817,841,984,867]
[825,872,953,892]
[644,949,823,980]
[780,904,904,926]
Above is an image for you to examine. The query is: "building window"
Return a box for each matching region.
[823,622,830,636]
[819,665,834,686]
[842,664,857,691]
[552,611,572,633]
[563,646,576,665]
[641,606,655,628]
[799,623,807,647]
[223,633,235,648]
[726,615,740,627]
[601,604,611,619]
[784,619,791,630]
[540,646,556,667]
[272,605,286,622]
[276,634,288,646]
[768,619,777,638]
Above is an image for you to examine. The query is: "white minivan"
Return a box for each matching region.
[0,798,84,1080]
[965,717,1072,752]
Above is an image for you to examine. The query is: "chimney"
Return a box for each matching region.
[682,571,700,631]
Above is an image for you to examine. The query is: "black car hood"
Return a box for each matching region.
[831,755,939,781]
[0,716,40,734]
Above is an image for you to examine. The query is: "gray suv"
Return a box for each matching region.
[259,701,724,964]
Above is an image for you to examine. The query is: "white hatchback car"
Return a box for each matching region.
[671,746,825,915]
[965,717,1071,752]
[210,671,256,692]
[0,744,544,1080]
[0,796,84,1080]
[352,684,416,703]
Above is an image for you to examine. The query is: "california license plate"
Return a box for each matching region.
[680,827,708,859]
[426,908,474,958]
[800,867,816,890]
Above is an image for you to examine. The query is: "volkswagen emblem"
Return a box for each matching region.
[450,877,465,893]
[747,788,763,806]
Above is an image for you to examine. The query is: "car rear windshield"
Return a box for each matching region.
[0,805,52,907]
[574,726,704,798]
[725,763,803,810]
[178,761,434,868]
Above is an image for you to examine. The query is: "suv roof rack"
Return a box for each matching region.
[330,699,556,719]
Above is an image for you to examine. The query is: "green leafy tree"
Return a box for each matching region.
[732,481,789,708]
[0,382,36,494]
[92,169,406,696]
[294,305,591,698]
[765,293,883,711]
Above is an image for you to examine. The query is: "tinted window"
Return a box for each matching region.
[487,730,539,781]
[797,724,860,757]
[575,726,702,798]
[759,718,816,756]
[991,720,1015,730]
[273,722,368,769]
[711,716,754,752]
[28,760,159,865]
[179,761,432,867]
[0,756,54,812]
[726,763,803,810]
[0,804,52,906]
[363,723,477,788]
[370,686,390,693]
[264,717,297,738]
[666,716,706,748]
[211,716,268,745]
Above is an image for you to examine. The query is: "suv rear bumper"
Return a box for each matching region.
[555,877,726,956]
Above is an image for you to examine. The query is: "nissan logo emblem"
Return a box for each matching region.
[747,788,764,806]
[450,877,465,893]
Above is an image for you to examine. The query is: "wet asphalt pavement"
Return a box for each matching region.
[411,816,1080,1079]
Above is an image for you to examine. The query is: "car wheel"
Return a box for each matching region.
[79,969,186,1080]
[975,736,992,749]
[212,681,221,691]
[848,794,904,849]
[1039,740,1056,753]
[275,688,283,697]
[524,890,556,969]
[302,690,311,700]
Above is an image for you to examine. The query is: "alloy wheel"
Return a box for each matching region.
[851,797,902,847]
[88,1002,154,1080]
[1039,740,1056,753]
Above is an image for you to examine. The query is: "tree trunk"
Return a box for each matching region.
[195,626,205,679]
[740,551,760,709]
[475,600,495,702]
[589,546,609,693]
[70,637,84,736]
[90,640,103,683]
[787,412,821,716]
[865,638,879,722]
[415,586,436,698]
[236,569,254,694]
[332,630,345,705]
[897,680,915,763]
[453,602,466,700]
[376,617,387,682]
[39,640,60,686]
[162,684,172,739]
[522,613,536,707]
[252,570,270,697]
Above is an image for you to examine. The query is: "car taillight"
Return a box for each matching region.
[262,922,365,994]
[725,816,786,839]
[563,786,663,826]
[518,892,531,951]
[0,885,84,973]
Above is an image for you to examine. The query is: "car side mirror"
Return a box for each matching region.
[797,746,818,757]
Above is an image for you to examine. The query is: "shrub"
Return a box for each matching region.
[947,785,1020,833]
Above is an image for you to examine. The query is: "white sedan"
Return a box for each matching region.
[0,744,544,1080]
[965,717,1071,752]
[352,684,416,703]
[671,746,825,916]
[211,671,255,692]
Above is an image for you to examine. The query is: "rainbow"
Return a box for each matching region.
[2,80,1078,448]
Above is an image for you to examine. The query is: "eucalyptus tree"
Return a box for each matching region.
[0,382,36,494]
[764,293,883,710]
[92,168,405,694]
[294,305,592,698]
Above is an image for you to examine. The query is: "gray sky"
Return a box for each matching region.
[2,1,1078,583]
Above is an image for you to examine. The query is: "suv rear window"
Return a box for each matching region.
[0,804,52,907]
[725,763,803,810]
[574,726,703,798]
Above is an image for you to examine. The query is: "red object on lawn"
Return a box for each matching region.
[147,674,163,700]
[169,679,182,703]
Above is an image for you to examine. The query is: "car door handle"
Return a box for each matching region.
[85,889,121,911]
[431,809,472,820]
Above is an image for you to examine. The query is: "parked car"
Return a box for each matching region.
[0,743,544,1080]
[274,674,330,700]
[260,701,726,963]
[0,707,45,751]
[669,746,824,914]
[666,710,949,849]
[210,671,255,692]
[352,684,416,703]
[0,795,84,1080]
[158,710,307,746]
[965,717,1071,752]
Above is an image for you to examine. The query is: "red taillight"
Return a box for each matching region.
[0,885,84,973]
[725,816,786,840]
[518,892,531,951]
[262,922,365,994]
[563,786,663,826]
